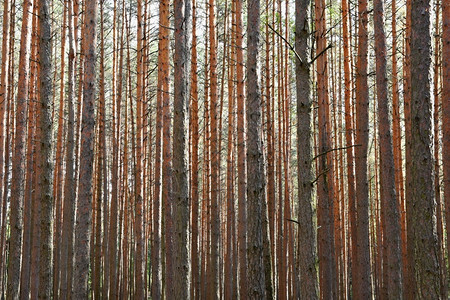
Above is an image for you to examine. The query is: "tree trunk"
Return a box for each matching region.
[246,0,266,297]
[354,0,372,296]
[409,0,440,297]
[172,0,191,296]
[443,0,450,291]
[7,0,33,296]
[37,0,54,295]
[295,0,318,297]
[373,0,403,296]
[72,0,98,296]
[236,0,247,295]
[314,0,337,297]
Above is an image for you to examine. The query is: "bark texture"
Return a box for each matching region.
[409,0,440,297]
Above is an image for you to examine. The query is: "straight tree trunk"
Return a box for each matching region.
[314,0,337,297]
[341,0,358,294]
[0,0,10,237]
[225,7,236,298]
[152,0,164,294]
[354,0,372,296]
[72,0,98,296]
[236,0,247,295]
[189,0,200,297]
[246,0,266,296]
[403,0,413,296]
[134,0,145,296]
[443,0,450,285]
[373,0,403,296]
[295,0,318,297]
[409,0,440,297]
[37,0,54,295]
[7,0,33,296]
[432,2,447,297]
[208,0,220,296]
[59,0,77,297]
[172,0,191,296]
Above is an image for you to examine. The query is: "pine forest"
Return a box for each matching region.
[0,0,448,298]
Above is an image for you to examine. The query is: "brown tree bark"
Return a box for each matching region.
[7,0,33,296]
[37,0,54,295]
[314,0,337,297]
[20,8,38,295]
[236,0,247,295]
[60,0,77,297]
[172,0,191,296]
[189,0,199,296]
[443,0,450,289]
[373,0,403,295]
[134,0,145,297]
[246,0,266,296]
[408,0,440,297]
[52,7,67,296]
[295,0,318,297]
[354,0,372,296]
[72,0,98,296]
[225,5,236,298]
[208,0,220,295]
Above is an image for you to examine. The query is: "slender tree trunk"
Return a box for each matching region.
[246,0,266,296]
[7,0,33,296]
[409,0,440,297]
[72,0,98,296]
[37,0,54,295]
[295,0,318,297]
[152,0,165,296]
[373,0,403,296]
[225,6,236,298]
[354,0,372,296]
[172,0,191,295]
[443,0,450,290]
[403,0,413,296]
[0,0,9,240]
[20,8,38,294]
[433,2,447,297]
[60,0,77,297]
[134,1,145,296]
[189,0,199,297]
[314,0,337,297]
[236,0,247,295]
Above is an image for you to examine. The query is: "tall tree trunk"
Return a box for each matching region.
[236,0,247,295]
[408,0,440,297]
[208,0,220,295]
[152,0,165,296]
[443,0,450,290]
[314,0,337,297]
[295,0,318,297]
[403,0,413,296]
[60,0,77,297]
[373,0,403,296]
[52,7,67,297]
[354,0,372,296]
[246,0,266,296]
[433,2,447,297]
[189,0,200,297]
[225,6,236,298]
[0,0,9,241]
[37,0,54,295]
[72,0,98,296]
[134,1,145,296]
[7,0,33,296]
[172,0,191,296]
